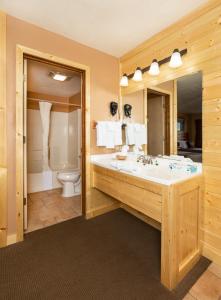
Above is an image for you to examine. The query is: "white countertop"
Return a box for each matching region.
[91,153,202,186]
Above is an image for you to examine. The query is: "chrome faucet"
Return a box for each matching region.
[137,155,153,165]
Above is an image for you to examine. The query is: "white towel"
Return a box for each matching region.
[110,161,138,173]
[126,123,147,146]
[125,123,135,145]
[96,121,107,146]
[114,122,122,146]
[134,123,142,132]
[96,121,122,149]
[134,124,147,146]
[106,122,115,148]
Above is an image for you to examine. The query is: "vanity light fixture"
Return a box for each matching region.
[120,73,129,87]
[133,67,143,81]
[49,72,72,82]
[169,49,183,68]
[148,59,160,76]
[120,48,187,87]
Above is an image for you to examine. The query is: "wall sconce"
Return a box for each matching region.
[169,49,183,68]
[148,59,160,76]
[120,73,128,87]
[133,67,143,81]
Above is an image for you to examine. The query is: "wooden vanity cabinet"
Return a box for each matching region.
[92,164,202,290]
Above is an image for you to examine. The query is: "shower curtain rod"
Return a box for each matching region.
[27,97,81,107]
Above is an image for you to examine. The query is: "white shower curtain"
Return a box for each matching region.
[39,101,53,190]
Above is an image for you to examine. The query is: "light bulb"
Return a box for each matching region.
[120,73,128,87]
[169,49,183,68]
[53,73,67,81]
[133,67,143,81]
[148,59,160,76]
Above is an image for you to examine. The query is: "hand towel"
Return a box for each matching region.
[114,121,122,146]
[110,161,138,173]
[96,121,122,149]
[134,123,147,147]
[125,123,135,145]
[105,122,115,149]
[96,121,107,146]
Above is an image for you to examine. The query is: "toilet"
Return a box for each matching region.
[57,169,81,197]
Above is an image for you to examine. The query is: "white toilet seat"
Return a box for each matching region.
[57,169,81,197]
[57,170,80,181]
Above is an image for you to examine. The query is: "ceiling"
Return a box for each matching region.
[177,72,202,114]
[0,0,208,57]
[27,59,81,97]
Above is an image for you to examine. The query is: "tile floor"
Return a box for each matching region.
[26,188,82,233]
[183,263,221,300]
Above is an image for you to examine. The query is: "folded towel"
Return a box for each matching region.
[110,161,138,173]
[96,121,107,146]
[125,123,135,145]
[114,122,123,146]
[96,121,122,149]
[134,124,147,146]
[107,121,115,131]
[134,124,142,132]
[126,123,147,146]
[104,122,114,148]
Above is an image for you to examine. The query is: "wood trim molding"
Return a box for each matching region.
[16,45,90,242]
[0,11,7,248]
[86,202,121,219]
[7,234,17,246]
[173,80,177,155]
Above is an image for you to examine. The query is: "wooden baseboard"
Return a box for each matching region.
[122,204,161,231]
[202,242,221,267]
[7,234,17,246]
[86,202,120,219]
[178,249,201,282]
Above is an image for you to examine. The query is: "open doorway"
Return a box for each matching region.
[147,89,170,156]
[23,56,84,233]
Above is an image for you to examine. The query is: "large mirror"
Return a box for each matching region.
[122,72,202,162]
[176,72,202,162]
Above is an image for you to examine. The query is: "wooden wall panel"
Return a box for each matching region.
[120,0,221,265]
[0,11,7,247]
[178,189,199,263]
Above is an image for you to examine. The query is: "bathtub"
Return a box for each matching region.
[91,153,202,185]
[27,170,61,193]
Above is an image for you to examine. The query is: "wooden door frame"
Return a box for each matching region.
[0,11,7,248]
[145,86,175,155]
[16,45,90,242]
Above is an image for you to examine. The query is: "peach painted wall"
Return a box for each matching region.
[122,90,144,123]
[6,15,119,234]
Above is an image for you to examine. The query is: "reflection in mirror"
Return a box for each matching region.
[176,72,202,162]
[147,87,171,156]
[145,81,174,156]
[121,72,202,163]
[122,90,144,123]
[122,90,146,150]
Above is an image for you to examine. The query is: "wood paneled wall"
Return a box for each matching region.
[120,0,221,265]
[0,11,7,247]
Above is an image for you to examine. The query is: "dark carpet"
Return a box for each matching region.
[0,209,210,300]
